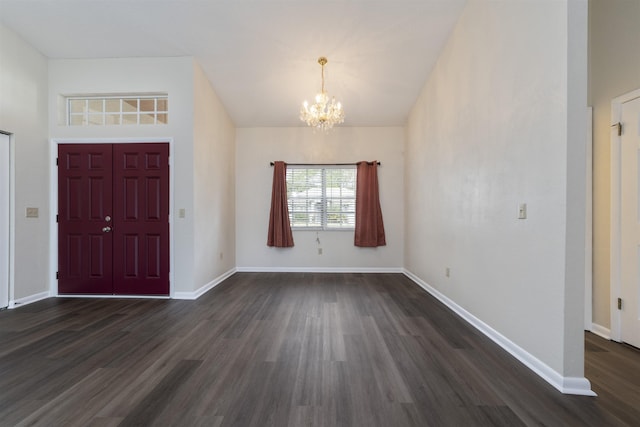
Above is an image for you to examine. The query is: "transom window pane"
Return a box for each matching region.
[123,99,138,112]
[122,114,138,125]
[105,99,120,112]
[67,95,168,126]
[88,99,103,113]
[139,99,154,112]
[69,99,86,114]
[286,166,356,230]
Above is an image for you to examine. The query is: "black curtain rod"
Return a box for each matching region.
[270,161,380,166]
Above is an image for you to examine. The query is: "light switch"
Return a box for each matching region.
[26,207,39,218]
[179,208,186,218]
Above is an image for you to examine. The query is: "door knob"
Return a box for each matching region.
[105,215,111,222]
[102,226,112,233]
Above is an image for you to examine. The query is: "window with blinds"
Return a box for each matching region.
[286,166,356,230]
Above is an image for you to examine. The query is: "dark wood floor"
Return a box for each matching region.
[0,273,638,426]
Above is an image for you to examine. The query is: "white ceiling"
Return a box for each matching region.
[0,0,466,127]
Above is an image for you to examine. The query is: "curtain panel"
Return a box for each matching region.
[267,161,294,247]
[354,161,386,247]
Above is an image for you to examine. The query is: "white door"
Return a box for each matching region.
[0,133,9,309]
[620,95,640,348]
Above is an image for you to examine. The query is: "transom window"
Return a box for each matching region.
[286,166,356,230]
[67,95,168,126]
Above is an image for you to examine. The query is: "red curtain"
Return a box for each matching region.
[267,161,294,247]
[355,161,386,247]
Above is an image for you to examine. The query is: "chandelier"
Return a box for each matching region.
[300,57,345,131]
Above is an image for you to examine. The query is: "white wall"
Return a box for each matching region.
[0,24,50,301]
[236,127,403,271]
[405,0,587,385]
[48,57,196,293]
[193,62,236,289]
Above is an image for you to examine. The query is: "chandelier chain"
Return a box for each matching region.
[320,57,326,93]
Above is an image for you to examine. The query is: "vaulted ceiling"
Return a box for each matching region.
[0,0,466,127]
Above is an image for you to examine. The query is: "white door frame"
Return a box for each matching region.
[585,107,592,331]
[610,88,640,342]
[0,131,15,308]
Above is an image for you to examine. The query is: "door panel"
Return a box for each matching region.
[621,96,640,348]
[58,144,113,294]
[113,143,169,295]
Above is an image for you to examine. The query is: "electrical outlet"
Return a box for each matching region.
[518,203,527,219]
[318,248,323,255]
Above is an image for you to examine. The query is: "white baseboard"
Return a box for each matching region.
[9,291,51,309]
[402,269,596,397]
[235,266,403,273]
[590,323,611,340]
[10,269,237,304]
[173,268,237,300]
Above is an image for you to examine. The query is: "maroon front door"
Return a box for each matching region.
[58,143,169,295]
